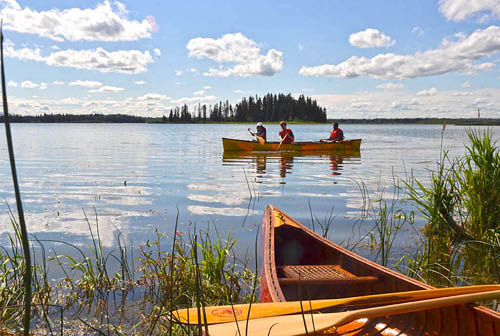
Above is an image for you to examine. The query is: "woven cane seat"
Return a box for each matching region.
[278,265,377,285]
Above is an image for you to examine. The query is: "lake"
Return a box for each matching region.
[0,123,497,264]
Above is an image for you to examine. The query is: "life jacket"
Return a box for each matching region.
[257,127,266,141]
[330,128,344,141]
[279,129,294,144]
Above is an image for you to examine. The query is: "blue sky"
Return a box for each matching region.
[1,0,500,118]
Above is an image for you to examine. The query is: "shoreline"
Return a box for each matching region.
[1,121,499,125]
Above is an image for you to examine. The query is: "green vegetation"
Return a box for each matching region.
[0,215,258,335]
[401,129,500,286]
[362,129,500,288]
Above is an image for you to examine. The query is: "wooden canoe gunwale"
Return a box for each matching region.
[259,204,500,335]
[222,137,362,152]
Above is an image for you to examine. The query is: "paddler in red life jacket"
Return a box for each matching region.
[279,121,294,144]
[321,122,344,142]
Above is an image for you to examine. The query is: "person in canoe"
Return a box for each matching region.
[321,122,344,142]
[279,121,294,144]
[248,122,266,144]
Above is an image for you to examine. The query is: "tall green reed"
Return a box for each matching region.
[1,25,32,335]
[402,129,500,287]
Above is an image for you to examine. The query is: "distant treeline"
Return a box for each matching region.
[0,113,145,123]
[332,118,500,125]
[0,93,328,124]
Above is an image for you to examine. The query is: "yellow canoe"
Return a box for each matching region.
[222,137,361,151]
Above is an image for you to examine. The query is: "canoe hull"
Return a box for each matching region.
[222,137,361,151]
[260,205,500,335]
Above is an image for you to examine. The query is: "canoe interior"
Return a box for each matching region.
[261,205,500,336]
[274,224,418,301]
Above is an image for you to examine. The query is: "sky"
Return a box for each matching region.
[1,0,500,119]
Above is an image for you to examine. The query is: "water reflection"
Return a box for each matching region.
[222,150,361,183]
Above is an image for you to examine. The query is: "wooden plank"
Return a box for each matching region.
[457,304,477,336]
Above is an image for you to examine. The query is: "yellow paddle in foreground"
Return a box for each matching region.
[172,284,500,324]
[207,289,500,336]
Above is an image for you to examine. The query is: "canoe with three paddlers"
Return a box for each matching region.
[222,137,361,151]
[260,205,500,335]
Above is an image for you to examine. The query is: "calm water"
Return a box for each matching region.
[0,123,498,263]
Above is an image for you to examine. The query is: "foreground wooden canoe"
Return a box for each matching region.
[260,205,500,335]
[222,137,361,151]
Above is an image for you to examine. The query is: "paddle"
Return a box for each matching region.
[172,284,500,324]
[276,133,288,150]
[207,289,500,336]
[248,128,265,145]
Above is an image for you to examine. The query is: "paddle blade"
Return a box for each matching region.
[207,289,500,336]
[256,136,265,145]
[172,284,500,324]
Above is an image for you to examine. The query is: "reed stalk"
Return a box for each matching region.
[1,24,32,335]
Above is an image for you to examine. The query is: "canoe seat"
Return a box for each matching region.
[278,265,378,285]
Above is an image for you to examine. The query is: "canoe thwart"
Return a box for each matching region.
[278,265,378,285]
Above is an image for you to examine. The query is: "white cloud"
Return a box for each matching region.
[461,81,471,88]
[137,93,170,101]
[311,88,500,119]
[234,89,244,94]
[416,87,438,96]
[4,39,44,62]
[439,0,500,22]
[187,33,283,77]
[89,85,124,93]
[1,0,157,42]
[52,81,65,85]
[7,80,17,87]
[411,26,424,36]
[5,42,154,74]
[193,90,204,96]
[171,95,217,105]
[175,70,183,76]
[203,86,212,90]
[300,26,500,80]
[350,100,374,109]
[134,80,146,85]
[21,80,40,88]
[153,48,161,57]
[69,80,103,88]
[46,48,154,74]
[349,28,395,48]
[376,83,405,89]
[453,91,474,96]
[190,68,198,73]
[39,82,47,90]
[298,43,304,51]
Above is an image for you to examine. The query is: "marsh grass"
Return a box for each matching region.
[399,129,500,287]
[0,211,258,335]
[345,178,413,268]
[308,200,336,238]
[343,129,500,290]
